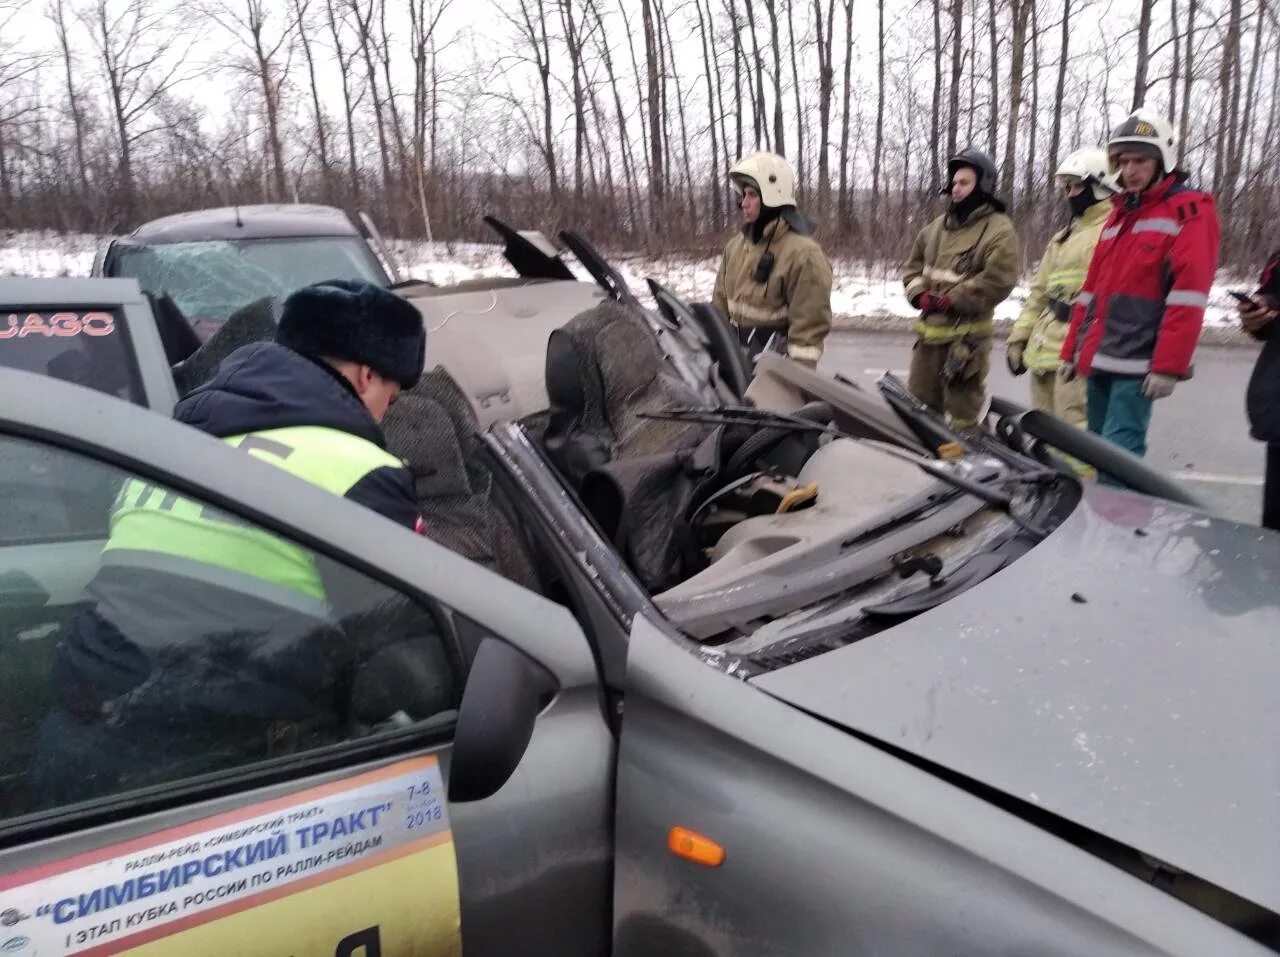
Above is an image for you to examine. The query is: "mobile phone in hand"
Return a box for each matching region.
[1228,290,1259,306]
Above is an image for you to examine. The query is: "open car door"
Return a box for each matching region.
[0,369,614,956]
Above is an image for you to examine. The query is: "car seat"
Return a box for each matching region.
[542,299,728,592]
[382,367,543,596]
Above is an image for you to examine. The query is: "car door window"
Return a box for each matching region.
[0,308,145,405]
[0,433,466,822]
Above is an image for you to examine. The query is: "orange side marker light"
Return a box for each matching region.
[668,827,725,867]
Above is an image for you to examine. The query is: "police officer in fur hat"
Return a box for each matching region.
[178,277,426,525]
[31,280,428,804]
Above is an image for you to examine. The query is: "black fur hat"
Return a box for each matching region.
[277,279,426,388]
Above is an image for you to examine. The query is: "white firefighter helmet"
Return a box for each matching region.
[1055,147,1120,198]
[728,152,797,208]
[1107,109,1177,174]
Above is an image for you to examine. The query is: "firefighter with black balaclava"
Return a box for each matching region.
[902,147,1020,428]
[713,152,833,367]
[1007,147,1119,427]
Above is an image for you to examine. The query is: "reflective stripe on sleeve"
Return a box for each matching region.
[1090,354,1152,375]
[787,344,823,363]
[728,298,789,323]
[1133,218,1181,237]
[1166,289,1209,308]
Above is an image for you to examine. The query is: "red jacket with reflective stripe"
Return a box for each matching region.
[1061,173,1220,379]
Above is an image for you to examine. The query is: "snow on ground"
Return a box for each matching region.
[3,230,1251,328]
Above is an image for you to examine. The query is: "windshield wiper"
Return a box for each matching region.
[639,405,1053,541]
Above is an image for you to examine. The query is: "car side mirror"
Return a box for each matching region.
[447,638,552,803]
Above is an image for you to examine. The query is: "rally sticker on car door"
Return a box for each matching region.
[0,755,460,956]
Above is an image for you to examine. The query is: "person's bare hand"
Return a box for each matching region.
[1238,298,1276,334]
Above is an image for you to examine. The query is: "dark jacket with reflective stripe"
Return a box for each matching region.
[1246,250,1280,443]
[53,343,419,724]
[1061,173,1220,378]
[176,342,418,528]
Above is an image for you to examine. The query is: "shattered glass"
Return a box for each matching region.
[114,237,387,330]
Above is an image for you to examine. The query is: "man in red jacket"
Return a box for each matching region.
[1059,110,1220,475]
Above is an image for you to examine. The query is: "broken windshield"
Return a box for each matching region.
[112,237,388,330]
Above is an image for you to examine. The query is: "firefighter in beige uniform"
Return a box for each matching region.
[713,152,833,367]
[902,148,1020,427]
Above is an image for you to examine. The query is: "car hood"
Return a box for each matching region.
[752,484,1280,911]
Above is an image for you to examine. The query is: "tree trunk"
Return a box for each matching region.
[1168,0,1179,127]
[351,0,393,223]
[1132,0,1152,109]
[987,0,998,156]
[249,15,288,201]
[946,0,963,157]
[727,0,743,158]
[745,0,769,148]
[640,0,664,228]
[871,0,884,225]
[1232,0,1264,201]
[294,0,331,200]
[51,0,92,211]
[376,0,411,207]
[694,0,723,226]
[999,0,1028,204]
[1022,0,1039,203]
[559,0,587,203]
[591,0,641,231]
[618,0,653,192]
[931,0,942,189]
[787,0,805,189]
[325,0,361,202]
[1213,0,1241,195]
[1178,0,1195,171]
[837,0,853,225]
[765,0,785,154]
[814,0,836,210]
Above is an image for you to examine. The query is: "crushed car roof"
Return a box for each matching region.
[127,204,363,243]
[753,488,1280,913]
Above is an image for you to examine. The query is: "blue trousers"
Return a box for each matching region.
[1086,374,1154,486]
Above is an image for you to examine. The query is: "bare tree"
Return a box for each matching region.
[987,0,999,155]
[1132,0,1153,108]
[79,0,190,220]
[641,0,663,226]
[871,0,885,223]
[813,0,836,208]
[931,0,943,188]
[694,0,724,224]
[999,0,1030,203]
[787,0,806,189]
[195,0,300,201]
[48,0,92,211]
[837,0,853,224]
[1046,0,1070,189]
[1178,0,1196,167]
[765,0,786,155]
[324,0,362,201]
[946,0,963,157]
[292,0,331,200]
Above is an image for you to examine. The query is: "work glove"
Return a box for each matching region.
[918,292,953,316]
[1005,341,1027,376]
[1057,361,1077,383]
[1141,372,1177,400]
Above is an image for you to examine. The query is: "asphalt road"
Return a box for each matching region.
[820,331,1268,526]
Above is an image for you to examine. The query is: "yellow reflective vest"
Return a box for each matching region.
[1008,201,1110,372]
[102,425,407,611]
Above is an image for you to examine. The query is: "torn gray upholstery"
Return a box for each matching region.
[383,368,541,593]
[173,297,278,396]
[543,299,722,592]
